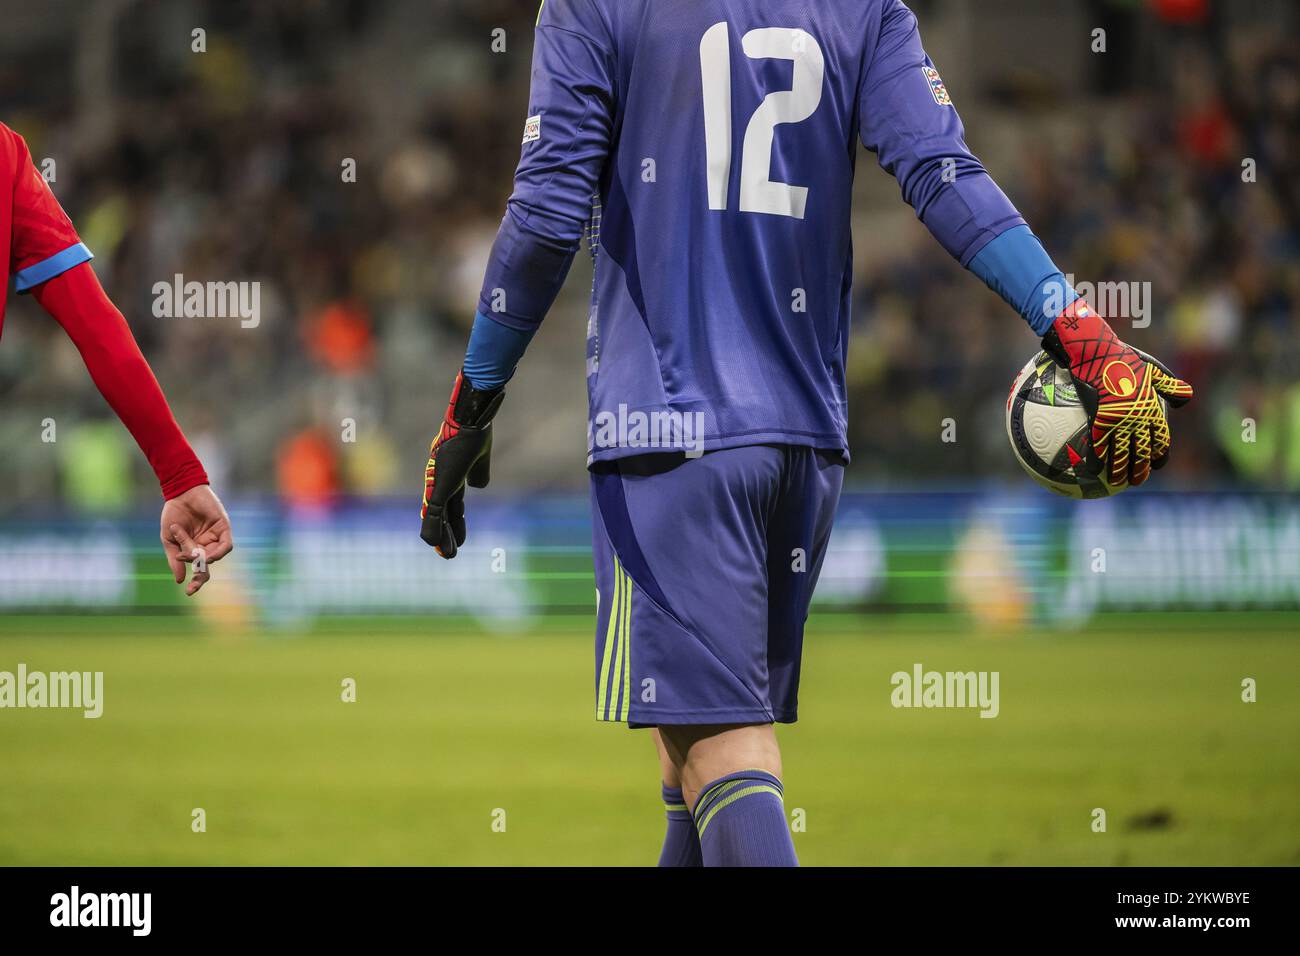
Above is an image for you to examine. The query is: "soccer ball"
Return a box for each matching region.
[1005,350,1123,499]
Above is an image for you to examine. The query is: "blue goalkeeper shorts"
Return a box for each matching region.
[590,444,844,727]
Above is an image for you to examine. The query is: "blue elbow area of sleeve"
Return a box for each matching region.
[968,225,1077,335]
[911,164,1025,266]
[476,208,580,332]
[462,311,536,390]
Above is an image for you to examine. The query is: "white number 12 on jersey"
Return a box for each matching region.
[700,22,825,219]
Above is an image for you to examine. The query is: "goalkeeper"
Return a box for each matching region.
[420,0,1191,866]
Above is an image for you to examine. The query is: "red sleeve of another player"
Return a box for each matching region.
[7,128,93,291]
[33,263,209,499]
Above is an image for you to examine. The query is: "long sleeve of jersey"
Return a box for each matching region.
[858,0,1024,265]
[2,125,207,499]
[32,264,209,499]
[476,0,616,332]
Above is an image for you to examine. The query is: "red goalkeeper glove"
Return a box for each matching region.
[1042,300,1193,488]
[419,370,504,558]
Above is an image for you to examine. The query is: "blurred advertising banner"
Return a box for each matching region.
[0,491,1295,625]
[0,525,133,608]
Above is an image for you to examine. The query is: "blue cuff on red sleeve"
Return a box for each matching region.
[14,242,94,293]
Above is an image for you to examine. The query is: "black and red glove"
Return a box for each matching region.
[1042,300,1193,487]
[419,370,505,558]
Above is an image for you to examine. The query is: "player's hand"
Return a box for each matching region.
[420,370,505,558]
[1043,301,1193,487]
[160,484,234,596]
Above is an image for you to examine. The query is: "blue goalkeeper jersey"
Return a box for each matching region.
[478,0,1025,463]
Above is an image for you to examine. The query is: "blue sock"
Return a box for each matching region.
[658,784,702,867]
[693,770,797,867]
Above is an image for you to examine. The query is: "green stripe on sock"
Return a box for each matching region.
[694,779,746,820]
[696,785,784,839]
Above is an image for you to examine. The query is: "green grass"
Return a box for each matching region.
[0,617,1297,865]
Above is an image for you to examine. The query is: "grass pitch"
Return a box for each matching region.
[0,615,1297,865]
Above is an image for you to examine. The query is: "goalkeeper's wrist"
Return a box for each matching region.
[1041,299,1113,367]
[462,310,534,390]
[447,369,505,429]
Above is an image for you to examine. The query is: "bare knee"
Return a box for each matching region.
[656,723,781,810]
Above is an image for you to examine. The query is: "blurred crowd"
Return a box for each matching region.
[850,0,1300,484]
[0,0,1296,511]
